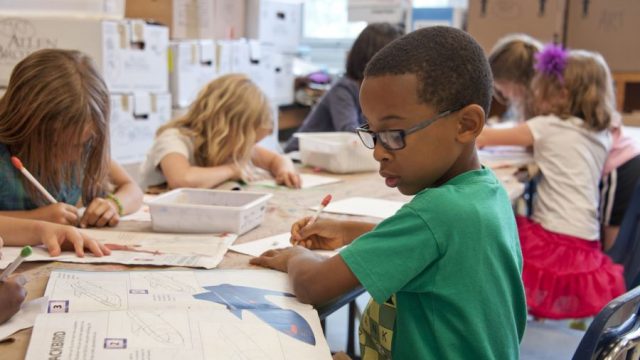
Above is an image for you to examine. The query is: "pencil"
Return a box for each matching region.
[307,194,332,227]
[11,156,57,204]
[0,246,33,282]
[294,194,332,246]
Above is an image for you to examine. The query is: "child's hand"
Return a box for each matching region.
[0,275,26,324]
[80,198,119,228]
[290,217,346,250]
[249,247,308,272]
[32,203,79,226]
[34,222,111,258]
[275,170,301,189]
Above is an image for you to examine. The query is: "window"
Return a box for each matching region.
[303,0,367,40]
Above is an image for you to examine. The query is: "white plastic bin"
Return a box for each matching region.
[295,132,378,173]
[147,189,272,235]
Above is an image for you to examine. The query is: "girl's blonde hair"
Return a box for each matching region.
[157,74,272,167]
[0,49,110,205]
[532,49,615,131]
[489,33,543,86]
[489,34,543,119]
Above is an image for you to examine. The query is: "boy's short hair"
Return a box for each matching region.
[364,26,493,115]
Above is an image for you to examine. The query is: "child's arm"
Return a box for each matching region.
[0,204,79,225]
[251,217,374,304]
[252,145,301,188]
[251,248,360,305]
[109,161,143,215]
[476,123,534,148]
[290,217,375,249]
[160,153,242,189]
[79,161,143,228]
[0,217,110,257]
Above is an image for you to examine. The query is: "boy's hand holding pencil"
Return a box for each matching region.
[290,194,346,250]
[290,216,347,250]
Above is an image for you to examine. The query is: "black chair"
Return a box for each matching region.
[571,285,640,359]
[607,181,640,288]
[520,286,640,360]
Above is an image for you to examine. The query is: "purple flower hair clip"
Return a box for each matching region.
[535,43,568,82]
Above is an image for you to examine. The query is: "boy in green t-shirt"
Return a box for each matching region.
[251,26,527,359]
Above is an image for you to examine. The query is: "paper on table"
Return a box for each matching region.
[0,229,238,270]
[24,270,332,359]
[230,233,339,258]
[251,173,342,189]
[311,197,406,219]
[0,297,48,341]
[478,146,533,168]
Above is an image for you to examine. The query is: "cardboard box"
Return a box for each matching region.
[169,40,217,107]
[0,0,125,18]
[467,0,567,54]
[110,92,172,164]
[126,0,198,39]
[197,0,245,39]
[622,113,640,127]
[0,16,169,92]
[246,0,302,53]
[566,0,640,72]
[271,52,295,106]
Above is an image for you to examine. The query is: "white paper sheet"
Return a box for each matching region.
[251,173,342,189]
[312,197,406,219]
[0,230,238,270]
[0,297,48,341]
[478,146,533,168]
[230,233,339,258]
[25,270,331,359]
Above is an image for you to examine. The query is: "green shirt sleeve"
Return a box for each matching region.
[340,204,442,303]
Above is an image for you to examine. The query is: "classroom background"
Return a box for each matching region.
[1,0,640,359]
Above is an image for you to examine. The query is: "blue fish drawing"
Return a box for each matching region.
[193,284,316,345]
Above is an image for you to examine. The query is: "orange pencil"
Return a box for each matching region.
[11,156,57,204]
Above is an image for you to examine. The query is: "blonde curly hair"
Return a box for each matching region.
[157,74,273,167]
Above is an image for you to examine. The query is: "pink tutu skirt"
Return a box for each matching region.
[517,216,626,319]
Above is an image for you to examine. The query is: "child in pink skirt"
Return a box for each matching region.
[478,44,625,319]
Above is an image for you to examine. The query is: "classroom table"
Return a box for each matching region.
[0,166,524,359]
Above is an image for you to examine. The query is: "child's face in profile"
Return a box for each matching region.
[359,74,463,195]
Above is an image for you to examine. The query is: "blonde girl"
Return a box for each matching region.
[478,46,625,319]
[140,74,300,189]
[0,49,143,228]
[488,33,543,121]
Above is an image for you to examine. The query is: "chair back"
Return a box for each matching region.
[572,285,640,359]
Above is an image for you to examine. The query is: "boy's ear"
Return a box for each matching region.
[455,104,485,144]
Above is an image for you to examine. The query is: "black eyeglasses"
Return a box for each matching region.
[355,109,457,151]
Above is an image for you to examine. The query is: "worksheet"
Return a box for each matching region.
[250,173,342,189]
[25,269,331,359]
[0,230,237,270]
[311,197,406,219]
[230,233,340,258]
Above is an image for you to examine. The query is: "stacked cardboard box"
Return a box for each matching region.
[0,13,171,164]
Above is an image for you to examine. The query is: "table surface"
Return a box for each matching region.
[0,167,524,359]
